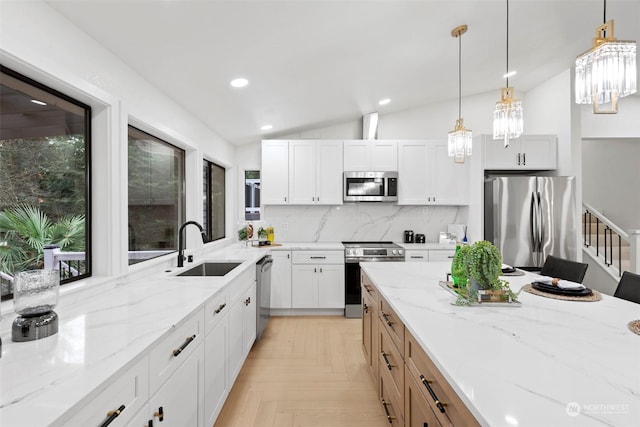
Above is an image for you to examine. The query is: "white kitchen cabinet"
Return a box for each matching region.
[271,250,292,308]
[291,250,345,309]
[405,249,429,262]
[204,291,229,427]
[484,134,557,170]
[289,140,343,205]
[398,140,469,205]
[344,140,397,171]
[148,342,204,427]
[228,280,257,384]
[428,248,456,262]
[261,140,289,204]
[60,356,149,427]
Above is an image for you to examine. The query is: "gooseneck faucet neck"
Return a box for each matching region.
[177,221,208,267]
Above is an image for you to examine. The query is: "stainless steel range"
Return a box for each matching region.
[343,241,405,318]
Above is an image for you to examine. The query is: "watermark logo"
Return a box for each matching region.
[566,402,630,417]
[566,402,581,417]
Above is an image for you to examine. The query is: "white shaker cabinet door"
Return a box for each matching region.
[316,140,344,205]
[271,251,292,308]
[289,140,316,204]
[262,140,289,204]
[317,263,345,308]
[291,264,318,308]
[398,141,429,204]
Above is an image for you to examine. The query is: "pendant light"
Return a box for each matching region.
[575,0,637,114]
[448,24,472,164]
[493,0,523,148]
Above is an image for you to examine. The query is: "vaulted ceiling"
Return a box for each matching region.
[45,0,640,145]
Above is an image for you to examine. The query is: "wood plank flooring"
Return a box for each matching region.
[214,316,389,427]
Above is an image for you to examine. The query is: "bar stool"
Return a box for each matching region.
[614,271,640,304]
[539,255,589,283]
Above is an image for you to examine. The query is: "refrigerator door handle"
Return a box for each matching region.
[530,192,538,261]
[537,191,544,262]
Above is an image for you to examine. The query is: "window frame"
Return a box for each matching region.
[0,65,92,297]
[203,159,226,242]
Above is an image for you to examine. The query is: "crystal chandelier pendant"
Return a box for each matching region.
[493,87,523,148]
[575,20,637,114]
[448,118,473,164]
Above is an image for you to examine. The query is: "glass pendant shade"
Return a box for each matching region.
[575,21,637,113]
[448,118,472,164]
[493,87,523,147]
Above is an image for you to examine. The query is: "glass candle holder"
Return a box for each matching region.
[13,269,60,317]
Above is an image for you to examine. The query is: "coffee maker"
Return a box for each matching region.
[404,230,414,243]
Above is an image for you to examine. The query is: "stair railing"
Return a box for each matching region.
[583,202,639,276]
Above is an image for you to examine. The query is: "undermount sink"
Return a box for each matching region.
[177,262,242,277]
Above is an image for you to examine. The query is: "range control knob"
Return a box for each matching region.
[398,249,404,256]
[391,249,398,255]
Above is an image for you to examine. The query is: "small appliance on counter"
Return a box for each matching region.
[415,234,426,243]
[404,230,414,243]
[11,269,60,342]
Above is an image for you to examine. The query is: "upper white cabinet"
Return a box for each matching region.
[484,134,557,170]
[262,140,343,205]
[398,140,469,205]
[289,140,343,205]
[261,140,289,204]
[344,140,397,171]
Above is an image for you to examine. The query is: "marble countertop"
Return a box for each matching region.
[360,262,640,427]
[262,241,345,250]
[397,242,457,250]
[0,245,267,427]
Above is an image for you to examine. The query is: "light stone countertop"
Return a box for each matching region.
[0,245,268,427]
[360,261,640,427]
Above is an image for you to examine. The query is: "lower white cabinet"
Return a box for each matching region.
[61,356,149,427]
[204,291,229,427]
[228,280,257,384]
[148,342,204,427]
[291,250,345,309]
[271,250,292,308]
[405,248,455,262]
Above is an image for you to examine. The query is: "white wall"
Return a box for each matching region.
[1,1,236,277]
[581,96,640,138]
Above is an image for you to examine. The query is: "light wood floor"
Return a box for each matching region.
[214,316,389,427]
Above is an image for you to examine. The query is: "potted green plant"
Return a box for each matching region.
[465,240,503,291]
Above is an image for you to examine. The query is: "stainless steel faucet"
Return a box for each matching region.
[177,221,209,267]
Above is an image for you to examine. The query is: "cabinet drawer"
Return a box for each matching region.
[405,250,429,262]
[378,322,404,407]
[380,366,404,426]
[60,356,148,427]
[149,309,205,393]
[292,250,344,264]
[405,330,479,427]
[204,289,228,335]
[405,364,441,427]
[361,272,378,305]
[428,249,455,262]
[379,296,404,358]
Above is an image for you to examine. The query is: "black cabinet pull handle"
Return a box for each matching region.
[381,312,393,327]
[381,351,393,371]
[148,420,154,427]
[214,303,226,314]
[523,152,526,165]
[100,404,125,427]
[310,256,326,259]
[173,335,196,357]
[154,406,164,421]
[363,303,369,314]
[420,374,446,413]
[381,399,395,423]
[517,153,521,165]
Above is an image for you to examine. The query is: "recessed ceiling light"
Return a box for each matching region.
[378,98,391,106]
[261,124,273,131]
[503,70,517,78]
[230,78,249,88]
[31,99,47,106]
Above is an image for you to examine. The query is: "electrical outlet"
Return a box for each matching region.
[281,222,289,231]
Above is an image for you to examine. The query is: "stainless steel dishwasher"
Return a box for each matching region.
[255,255,273,340]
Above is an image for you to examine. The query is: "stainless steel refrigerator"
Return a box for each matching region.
[484,176,577,270]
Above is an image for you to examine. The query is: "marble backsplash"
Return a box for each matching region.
[247,204,469,243]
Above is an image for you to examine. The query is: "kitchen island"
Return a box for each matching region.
[361,261,640,427]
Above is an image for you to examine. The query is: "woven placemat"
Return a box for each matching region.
[628,320,640,336]
[522,283,602,302]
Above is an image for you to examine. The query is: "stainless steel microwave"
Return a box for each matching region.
[343,171,398,202]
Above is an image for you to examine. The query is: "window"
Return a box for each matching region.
[244,170,261,221]
[203,160,225,241]
[128,126,184,265]
[0,66,91,300]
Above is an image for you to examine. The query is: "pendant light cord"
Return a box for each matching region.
[506,0,509,88]
[603,0,607,24]
[458,32,462,119]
